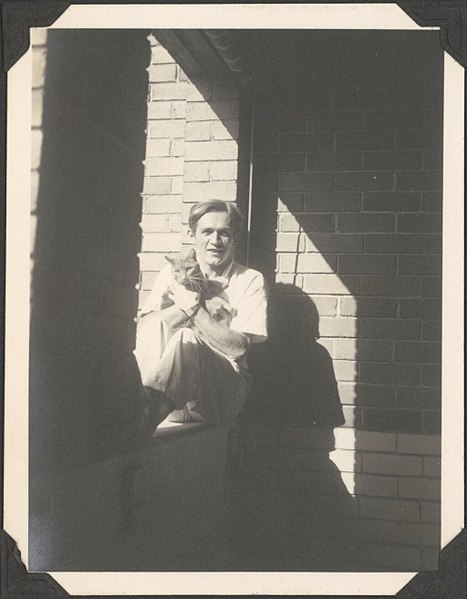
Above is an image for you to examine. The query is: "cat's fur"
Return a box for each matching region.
[162,248,236,324]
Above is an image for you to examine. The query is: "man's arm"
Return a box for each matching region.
[192,306,250,361]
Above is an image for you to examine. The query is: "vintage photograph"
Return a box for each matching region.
[3,4,463,594]
[26,23,446,575]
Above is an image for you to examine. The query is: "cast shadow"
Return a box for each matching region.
[219,283,359,571]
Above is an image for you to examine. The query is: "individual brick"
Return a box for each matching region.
[140,214,170,233]
[339,255,397,275]
[142,177,172,195]
[141,232,181,252]
[362,453,422,477]
[421,277,442,298]
[279,172,334,192]
[422,321,441,341]
[397,433,441,456]
[306,234,364,254]
[332,360,358,382]
[144,195,183,214]
[319,317,358,338]
[186,100,238,121]
[339,297,397,318]
[150,44,175,65]
[363,151,423,171]
[423,457,441,478]
[398,255,442,276]
[399,299,441,319]
[421,502,441,523]
[357,542,421,571]
[279,214,335,232]
[398,477,441,501]
[183,181,237,202]
[422,192,442,212]
[424,235,442,254]
[307,111,364,131]
[358,318,421,340]
[185,121,211,141]
[183,162,210,182]
[353,430,397,452]
[276,233,306,252]
[338,383,395,408]
[256,153,306,173]
[360,276,420,297]
[365,109,426,131]
[303,192,361,212]
[335,171,393,192]
[280,132,334,153]
[211,119,239,140]
[354,473,398,498]
[148,119,186,138]
[146,138,172,157]
[209,161,238,181]
[358,496,420,521]
[395,522,440,547]
[396,171,442,192]
[364,234,424,254]
[186,80,212,101]
[277,194,304,212]
[336,131,394,151]
[422,412,441,435]
[396,128,442,150]
[362,192,421,212]
[296,254,337,273]
[337,213,395,233]
[396,387,441,410]
[397,213,442,233]
[359,362,420,386]
[148,63,177,82]
[421,365,441,387]
[184,140,238,161]
[306,152,363,171]
[146,157,184,176]
[394,341,441,364]
[338,338,392,363]
[150,82,187,101]
[302,274,360,295]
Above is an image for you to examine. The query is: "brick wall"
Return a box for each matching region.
[242,31,443,571]
[138,35,240,311]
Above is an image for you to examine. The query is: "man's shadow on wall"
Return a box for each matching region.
[225,283,359,570]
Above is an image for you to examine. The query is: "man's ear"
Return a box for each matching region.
[187,227,194,240]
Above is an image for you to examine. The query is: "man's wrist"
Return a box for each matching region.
[180,303,200,319]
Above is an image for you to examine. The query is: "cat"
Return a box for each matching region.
[162,248,237,325]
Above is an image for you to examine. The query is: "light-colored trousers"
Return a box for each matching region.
[134,312,250,425]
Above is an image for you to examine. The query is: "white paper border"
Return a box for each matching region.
[4,2,464,596]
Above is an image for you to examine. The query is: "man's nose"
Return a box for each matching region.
[210,231,221,244]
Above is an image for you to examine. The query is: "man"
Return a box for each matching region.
[134,200,268,437]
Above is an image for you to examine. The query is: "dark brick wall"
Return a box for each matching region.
[249,30,443,436]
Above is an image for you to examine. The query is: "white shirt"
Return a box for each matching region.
[141,261,268,344]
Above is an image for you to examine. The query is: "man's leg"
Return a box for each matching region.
[144,326,249,426]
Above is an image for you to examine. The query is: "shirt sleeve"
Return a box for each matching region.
[140,265,172,316]
[229,271,268,343]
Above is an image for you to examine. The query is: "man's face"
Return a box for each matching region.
[190,210,235,272]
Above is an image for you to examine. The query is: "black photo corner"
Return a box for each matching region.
[1,0,466,597]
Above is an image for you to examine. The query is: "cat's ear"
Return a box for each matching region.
[187,248,197,261]
[164,255,174,264]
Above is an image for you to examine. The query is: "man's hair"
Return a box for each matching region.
[188,200,244,237]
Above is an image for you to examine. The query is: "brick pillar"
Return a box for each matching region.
[139,35,240,310]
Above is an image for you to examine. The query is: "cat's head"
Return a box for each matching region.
[165,248,203,286]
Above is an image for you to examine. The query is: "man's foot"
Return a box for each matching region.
[136,386,174,439]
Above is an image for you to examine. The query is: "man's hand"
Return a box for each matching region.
[169,284,200,316]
